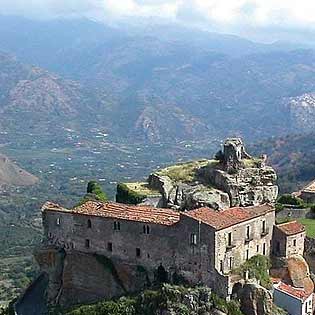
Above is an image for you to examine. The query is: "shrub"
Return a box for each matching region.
[237,255,271,289]
[116,183,146,205]
[277,194,305,207]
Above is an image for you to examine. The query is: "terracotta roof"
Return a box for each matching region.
[302,180,315,193]
[276,221,305,236]
[182,204,274,230]
[276,282,311,301]
[42,201,180,226]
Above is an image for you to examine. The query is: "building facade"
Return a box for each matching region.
[272,221,305,258]
[42,201,275,298]
[273,281,313,315]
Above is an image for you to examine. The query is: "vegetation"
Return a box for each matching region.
[63,284,244,315]
[156,159,212,183]
[116,183,147,205]
[76,181,108,206]
[297,219,315,238]
[236,255,271,289]
[277,194,305,207]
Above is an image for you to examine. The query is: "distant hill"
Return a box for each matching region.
[1,17,315,144]
[0,154,38,186]
[250,133,315,193]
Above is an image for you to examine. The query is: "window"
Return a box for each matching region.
[87,219,92,228]
[256,245,259,253]
[136,248,141,257]
[228,232,232,246]
[85,239,90,248]
[229,257,233,269]
[220,260,224,272]
[246,226,250,239]
[107,242,113,252]
[293,239,296,246]
[56,217,61,226]
[262,220,266,233]
[114,221,120,230]
[246,249,249,260]
[263,243,266,255]
[143,225,150,234]
[190,233,197,245]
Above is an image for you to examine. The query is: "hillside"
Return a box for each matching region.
[0,17,315,143]
[0,154,38,187]
[251,133,315,193]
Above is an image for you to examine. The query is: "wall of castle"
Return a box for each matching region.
[214,211,275,275]
[43,210,229,297]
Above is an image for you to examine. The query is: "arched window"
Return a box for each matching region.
[87,219,92,228]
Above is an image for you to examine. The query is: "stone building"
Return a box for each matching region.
[41,201,275,302]
[272,221,305,258]
[297,180,315,204]
[273,280,313,315]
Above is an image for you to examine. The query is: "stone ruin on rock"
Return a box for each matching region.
[116,138,278,210]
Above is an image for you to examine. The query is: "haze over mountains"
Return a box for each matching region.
[1,16,315,144]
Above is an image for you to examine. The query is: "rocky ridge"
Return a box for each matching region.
[117,138,278,210]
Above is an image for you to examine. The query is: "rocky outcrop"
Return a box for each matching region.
[239,283,273,315]
[119,138,278,210]
[270,254,314,295]
[34,246,152,309]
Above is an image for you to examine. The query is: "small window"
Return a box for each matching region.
[87,219,92,228]
[56,217,61,226]
[263,243,266,255]
[256,245,259,253]
[246,249,249,260]
[246,226,250,239]
[136,248,141,257]
[143,225,150,234]
[229,257,233,269]
[114,221,120,230]
[228,232,232,246]
[85,239,90,248]
[107,242,113,252]
[190,233,197,245]
[293,239,296,246]
[262,220,266,233]
[220,260,224,272]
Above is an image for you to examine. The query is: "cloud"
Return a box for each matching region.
[1,0,315,41]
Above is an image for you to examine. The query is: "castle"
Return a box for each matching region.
[35,139,309,311]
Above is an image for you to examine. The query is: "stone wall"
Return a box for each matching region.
[215,211,275,275]
[42,209,231,301]
[272,228,305,258]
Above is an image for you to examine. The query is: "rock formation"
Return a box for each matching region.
[117,138,278,210]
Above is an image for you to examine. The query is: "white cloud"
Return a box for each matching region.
[1,0,315,34]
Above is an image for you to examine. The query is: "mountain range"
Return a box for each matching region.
[1,16,315,144]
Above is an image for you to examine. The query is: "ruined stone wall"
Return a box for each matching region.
[214,211,275,274]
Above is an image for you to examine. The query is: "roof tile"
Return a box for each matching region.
[43,201,180,226]
[182,204,274,230]
[276,221,305,236]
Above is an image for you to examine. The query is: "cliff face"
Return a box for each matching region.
[117,138,278,210]
[34,247,152,309]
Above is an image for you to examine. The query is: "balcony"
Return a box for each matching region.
[245,235,254,243]
[226,243,236,251]
[261,228,269,237]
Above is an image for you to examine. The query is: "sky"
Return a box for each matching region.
[1,0,315,43]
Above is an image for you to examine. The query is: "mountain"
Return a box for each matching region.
[250,133,315,193]
[1,16,315,144]
[0,153,38,186]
